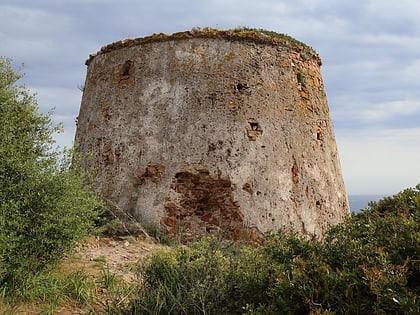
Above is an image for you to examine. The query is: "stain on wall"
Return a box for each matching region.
[75,29,349,241]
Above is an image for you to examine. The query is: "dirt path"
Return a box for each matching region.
[2,236,165,315]
[72,235,164,282]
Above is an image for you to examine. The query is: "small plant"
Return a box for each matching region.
[98,269,138,314]
[234,26,317,57]
[143,223,172,245]
[100,267,119,291]
[92,255,107,268]
[297,71,305,84]
[64,269,95,305]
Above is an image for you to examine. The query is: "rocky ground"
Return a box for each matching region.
[73,235,161,282]
[4,235,164,315]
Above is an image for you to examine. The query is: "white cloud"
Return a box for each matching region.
[0,4,71,38]
[338,127,420,194]
[400,58,420,84]
[357,100,420,123]
[30,86,82,147]
[367,0,420,21]
[1,0,420,195]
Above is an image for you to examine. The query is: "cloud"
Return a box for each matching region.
[330,97,420,129]
[337,127,420,194]
[29,86,82,147]
[1,0,419,195]
[361,100,420,122]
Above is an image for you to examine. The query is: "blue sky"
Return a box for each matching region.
[1,0,419,195]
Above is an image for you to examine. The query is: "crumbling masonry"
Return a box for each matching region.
[75,29,349,242]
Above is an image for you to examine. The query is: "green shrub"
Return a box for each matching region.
[322,185,420,314]
[120,185,419,314]
[129,238,237,314]
[0,56,101,290]
[0,268,99,314]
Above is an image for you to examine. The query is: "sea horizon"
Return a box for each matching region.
[348,194,389,213]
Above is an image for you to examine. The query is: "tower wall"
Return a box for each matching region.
[76,30,349,241]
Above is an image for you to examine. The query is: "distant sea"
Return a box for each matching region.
[348,195,388,213]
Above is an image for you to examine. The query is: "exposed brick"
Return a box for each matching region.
[75,29,349,242]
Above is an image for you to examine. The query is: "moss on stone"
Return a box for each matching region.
[86,27,319,66]
[232,26,316,54]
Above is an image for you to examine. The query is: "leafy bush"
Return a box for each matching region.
[121,185,419,314]
[322,184,420,314]
[0,56,101,289]
[127,238,242,314]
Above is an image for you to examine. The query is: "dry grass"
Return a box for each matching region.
[0,235,165,315]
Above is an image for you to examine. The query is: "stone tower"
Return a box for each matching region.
[75,29,349,241]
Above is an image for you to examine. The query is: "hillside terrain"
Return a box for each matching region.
[1,235,163,314]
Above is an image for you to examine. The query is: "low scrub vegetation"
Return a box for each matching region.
[121,185,419,315]
[1,56,418,314]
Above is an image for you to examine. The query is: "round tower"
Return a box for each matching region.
[75,29,349,241]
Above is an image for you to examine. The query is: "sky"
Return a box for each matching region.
[1,0,420,195]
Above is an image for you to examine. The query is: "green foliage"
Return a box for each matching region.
[297,71,305,84]
[0,268,97,314]
[121,185,420,314]
[64,269,96,304]
[234,26,317,57]
[0,56,101,289]
[127,238,237,314]
[323,184,420,314]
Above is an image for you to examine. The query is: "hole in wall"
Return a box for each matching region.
[250,121,259,130]
[242,182,253,194]
[247,118,263,141]
[208,143,217,152]
[291,157,299,184]
[118,60,134,83]
[316,128,324,145]
[122,60,133,75]
[236,82,249,91]
[317,132,322,141]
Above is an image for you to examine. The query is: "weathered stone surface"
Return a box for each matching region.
[75,29,349,242]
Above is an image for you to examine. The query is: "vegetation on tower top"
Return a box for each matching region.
[86,27,319,65]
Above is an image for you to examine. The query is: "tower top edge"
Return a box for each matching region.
[85,27,321,66]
